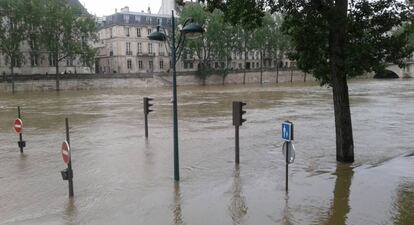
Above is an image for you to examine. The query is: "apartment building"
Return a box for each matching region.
[95,7,175,74]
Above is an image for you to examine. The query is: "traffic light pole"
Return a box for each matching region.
[144,112,149,138]
[143,97,153,139]
[233,101,246,165]
[235,125,240,164]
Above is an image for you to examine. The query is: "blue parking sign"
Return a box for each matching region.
[282,121,293,141]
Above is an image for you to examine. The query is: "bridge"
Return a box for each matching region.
[380,56,414,78]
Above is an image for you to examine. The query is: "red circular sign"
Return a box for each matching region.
[14,118,23,134]
[61,141,71,165]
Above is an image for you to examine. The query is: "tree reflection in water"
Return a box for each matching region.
[393,182,414,225]
[324,163,354,225]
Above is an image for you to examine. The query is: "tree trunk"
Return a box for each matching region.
[55,61,60,91]
[329,0,354,163]
[260,50,263,85]
[243,50,247,85]
[11,65,15,94]
[276,58,279,83]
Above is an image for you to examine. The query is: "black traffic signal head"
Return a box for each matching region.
[240,102,246,124]
[144,97,154,114]
[233,101,247,126]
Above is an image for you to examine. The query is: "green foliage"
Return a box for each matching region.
[180,4,233,82]
[35,0,97,73]
[276,0,414,85]
[0,0,28,72]
[0,0,97,75]
[202,0,266,30]
[180,3,289,82]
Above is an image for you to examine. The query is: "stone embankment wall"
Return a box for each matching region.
[0,69,317,92]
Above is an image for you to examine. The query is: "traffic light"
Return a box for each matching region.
[144,97,154,114]
[232,101,247,126]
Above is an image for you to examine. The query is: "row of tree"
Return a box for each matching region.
[197,0,414,163]
[177,4,292,84]
[0,0,96,79]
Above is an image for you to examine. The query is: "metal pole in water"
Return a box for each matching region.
[285,141,289,192]
[144,110,148,138]
[235,125,240,164]
[18,106,23,153]
[66,118,74,197]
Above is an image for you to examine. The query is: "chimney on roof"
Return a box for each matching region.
[148,6,151,14]
[115,8,117,13]
[121,6,129,12]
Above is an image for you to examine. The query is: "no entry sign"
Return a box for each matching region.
[14,118,23,134]
[61,141,71,165]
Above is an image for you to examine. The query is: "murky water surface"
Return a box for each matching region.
[0,79,413,225]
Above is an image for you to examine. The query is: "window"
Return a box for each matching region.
[124,14,130,23]
[125,27,130,37]
[109,28,113,38]
[66,59,73,67]
[138,60,143,69]
[149,61,153,70]
[137,43,142,54]
[160,60,164,69]
[147,28,152,35]
[126,42,131,55]
[146,17,150,23]
[30,54,39,67]
[127,59,132,69]
[30,39,38,50]
[137,28,141,37]
[159,43,164,55]
[49,54,56,66]
[148,43,153,54]
[135,15,141,22]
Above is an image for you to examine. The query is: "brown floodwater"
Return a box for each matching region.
[0,79,413,225]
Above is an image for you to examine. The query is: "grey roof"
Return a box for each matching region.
[99,11,174,28]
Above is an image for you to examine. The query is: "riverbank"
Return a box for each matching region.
[0,69,319,92]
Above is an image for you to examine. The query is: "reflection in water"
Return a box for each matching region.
[63,198,78,225]
[281,195,294,225]
[173,182,185,225]
[393,182,414,225]
[228,165,248,225]
[324,164,354,225]
[18,154,28,171]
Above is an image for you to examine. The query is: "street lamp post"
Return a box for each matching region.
[148,10,204,181]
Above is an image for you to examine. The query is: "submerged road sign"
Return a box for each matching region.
[14,118,23,134]
[282,141,295,164]
[61,141,71,165]
[282,121,293,141]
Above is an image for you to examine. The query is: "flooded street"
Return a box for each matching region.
[0,79,413,225]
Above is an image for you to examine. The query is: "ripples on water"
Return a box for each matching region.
[0,79,413,225]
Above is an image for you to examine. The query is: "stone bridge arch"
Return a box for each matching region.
[374,63,414,78]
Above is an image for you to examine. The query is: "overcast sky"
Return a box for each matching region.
[80,0,162,16]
